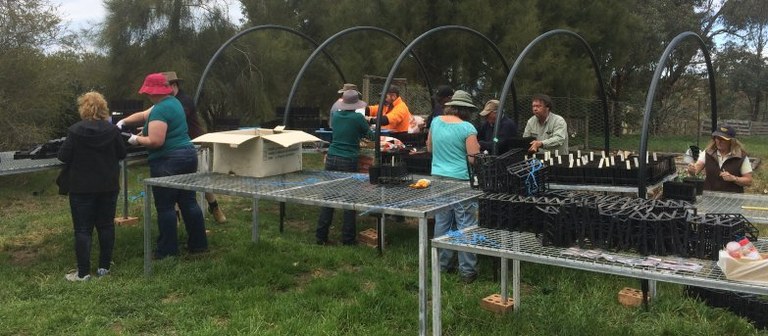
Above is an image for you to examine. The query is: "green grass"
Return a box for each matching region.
[1,152,767,335]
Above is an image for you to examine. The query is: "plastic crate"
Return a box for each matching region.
[467,148,526,193]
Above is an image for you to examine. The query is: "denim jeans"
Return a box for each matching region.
[434,200,478,276]
[68,191,118,277]
[149,146,207,257]
[316,154,358,244]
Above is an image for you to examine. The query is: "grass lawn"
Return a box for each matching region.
[1,151,767,335]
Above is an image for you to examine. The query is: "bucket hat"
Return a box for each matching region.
[162,71,181,83]
[337,90,367,110]
[444,90,476,108]
[138,73,173,95]
[337,83,358,93]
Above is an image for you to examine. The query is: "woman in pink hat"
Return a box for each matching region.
[118,73,208,258]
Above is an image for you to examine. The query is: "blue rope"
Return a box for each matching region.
[129,191,145,202]
[446,230,501,248]
[525,159,543,195]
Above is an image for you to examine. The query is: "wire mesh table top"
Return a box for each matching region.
[265,175,482,217]
[432,227,768,295]
[697,191,768,224]
[0,151,146,176]
[143,171,482,217]
[143,170,357,197]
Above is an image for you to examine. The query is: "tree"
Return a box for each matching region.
[719,0,768,120]
[0,0,66,149]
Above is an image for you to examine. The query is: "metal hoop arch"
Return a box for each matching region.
[282,26,433,127]
[496,29,610,155]
[374,25,515,162]
[193,25,346,107]
[637,32,717,198]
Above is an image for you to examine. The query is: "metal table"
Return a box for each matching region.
[1,150,147,220]
[142,171,482,336]
[430,228,768,336]
[697,191,768,224]
[0,151,65,175]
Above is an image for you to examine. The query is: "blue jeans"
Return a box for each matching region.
[149,147,207,258]
[68,191,118,277]
[316,154,358,244]
[434,200,478,276]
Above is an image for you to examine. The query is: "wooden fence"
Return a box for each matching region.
[700,119,768,136]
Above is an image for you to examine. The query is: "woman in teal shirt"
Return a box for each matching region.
[118,73,208,259]
[427,90,481,283]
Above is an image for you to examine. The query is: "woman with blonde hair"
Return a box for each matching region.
[687,124,752,193]
[58,91,126,281]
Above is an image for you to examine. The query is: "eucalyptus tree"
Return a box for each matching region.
[0,0,65,149]
[99,0,238,112]
[718,0,768,121]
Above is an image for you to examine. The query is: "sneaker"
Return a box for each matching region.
[210,206,227,224]
[460,273,478,284]
[96,268,110,277]
[65,271,91,282]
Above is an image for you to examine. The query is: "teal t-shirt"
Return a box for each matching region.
[143,96,191,160]
[327,110,373,159]
[430,117,477,180]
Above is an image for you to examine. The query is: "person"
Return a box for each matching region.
[424,85,454,131]
[162,71,227,224]
[686,124,752,192]
[427,90,481,284]
[58,91,126,281]
[329,83,359,115]
[368,85,413,134]
[117,73,208,259]
[477,99,518,154]
[316,90,374,245]
[522,94,568,154]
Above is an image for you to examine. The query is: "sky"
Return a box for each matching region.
[57,0,245,31]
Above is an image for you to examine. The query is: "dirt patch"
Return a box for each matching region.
[8,248,38,266]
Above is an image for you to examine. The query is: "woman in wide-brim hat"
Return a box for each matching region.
[427,90,481,283]
[117,73,209,258]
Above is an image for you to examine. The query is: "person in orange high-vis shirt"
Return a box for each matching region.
[368,85,412,134]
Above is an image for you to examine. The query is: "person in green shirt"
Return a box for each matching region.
[316,90,374,245]
[523,93,569,155]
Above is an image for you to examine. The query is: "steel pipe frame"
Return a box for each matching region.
[638,32,717,198]
[496,29,611,155]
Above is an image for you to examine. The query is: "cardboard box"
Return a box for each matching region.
[192,127,322,177]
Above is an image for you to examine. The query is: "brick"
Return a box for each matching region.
[358,228,383,248]
[114,216,139,226]
[618,287,650,307]
[480,293,514,314]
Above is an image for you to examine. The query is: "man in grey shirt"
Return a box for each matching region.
[522,94,568,154]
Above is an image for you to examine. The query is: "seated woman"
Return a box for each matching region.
[687,124,752,193]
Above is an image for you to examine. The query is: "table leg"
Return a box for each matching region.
[419,217,427,336]
[513,231,520,311]
[378,214,386,255]
[121,160,128,218]
[143,183,153,276]
[501,257,509,302]
[252,198,260,242]
[431,246,442,336]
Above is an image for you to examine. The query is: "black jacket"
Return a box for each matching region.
[57,120,127,193]
[478,115,518,154]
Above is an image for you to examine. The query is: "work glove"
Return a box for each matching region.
[128,134,140,146]
[116,119,126,130]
